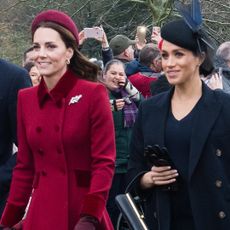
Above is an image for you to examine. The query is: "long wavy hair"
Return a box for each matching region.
[32,22,98,82]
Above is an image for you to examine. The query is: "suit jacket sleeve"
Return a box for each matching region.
[101,48,113,66]
[0,69,31,195]
[0,90,34,227]
[80,84,116,220]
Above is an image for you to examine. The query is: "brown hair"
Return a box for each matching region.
[139,45,160,68]
[32,22,98,82]
[24,61,35,71]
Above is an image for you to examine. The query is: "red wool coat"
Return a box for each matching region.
[0,70,116,230]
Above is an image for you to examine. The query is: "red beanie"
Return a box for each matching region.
[31,9,79,45]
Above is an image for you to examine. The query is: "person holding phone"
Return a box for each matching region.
[151,26,161,47]
[136,26,147,49]
[101,59,141,228]
[78,26,113,69]
[127,8,230,230]
[0,9,116,230]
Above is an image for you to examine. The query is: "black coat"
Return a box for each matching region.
[128,83,230,230]
[0,59,31,215]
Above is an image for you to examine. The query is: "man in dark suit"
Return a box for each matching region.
[0,59,31,216]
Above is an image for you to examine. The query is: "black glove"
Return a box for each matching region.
[144,144,179,191]
[144,144,174,167]
[74,216,98,230]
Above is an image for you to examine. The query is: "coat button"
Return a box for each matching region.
[57,147,62,154]
[41,170,47,176]
[56,101,62,108]
[60,168,66,175]
[218,211,226,219]
[38,148,44,155]
[215,180,222,188]
[36,126,42,133]
[57,99,65,108]
[54,125,60,132]
[216,149,222,157]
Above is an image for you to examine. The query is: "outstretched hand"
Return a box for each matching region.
[206,72,223,90]
[78,30,87,46]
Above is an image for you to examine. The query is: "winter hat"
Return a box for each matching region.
[109,35,136,56]
[31,9,79,45]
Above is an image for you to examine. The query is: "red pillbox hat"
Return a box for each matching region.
[31,9,79,45]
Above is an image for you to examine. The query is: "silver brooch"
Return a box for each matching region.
[69,95,82,105]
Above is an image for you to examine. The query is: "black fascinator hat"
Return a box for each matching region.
[161,0,215,76]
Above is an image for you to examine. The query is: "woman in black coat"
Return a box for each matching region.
[127,16,230,230]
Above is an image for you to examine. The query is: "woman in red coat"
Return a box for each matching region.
[0,10,116,230]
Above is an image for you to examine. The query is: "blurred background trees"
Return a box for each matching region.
[0,0,229,65]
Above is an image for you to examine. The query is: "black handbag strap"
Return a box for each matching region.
[125,171,147,193]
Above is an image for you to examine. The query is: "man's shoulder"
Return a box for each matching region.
[0,59,31,87]
[0,59,28,76]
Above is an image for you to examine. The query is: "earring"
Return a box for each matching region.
[66,59,70,65]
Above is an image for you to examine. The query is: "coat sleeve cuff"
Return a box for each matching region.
[81,194,106,221]
[0,203,25,227]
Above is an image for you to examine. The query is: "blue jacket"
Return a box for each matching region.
[0,59,31,215]
[128,83,230,230]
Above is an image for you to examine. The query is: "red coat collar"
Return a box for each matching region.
[37,69,78,108]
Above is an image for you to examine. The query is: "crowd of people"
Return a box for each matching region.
[0,1,230,230]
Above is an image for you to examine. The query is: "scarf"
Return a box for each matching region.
[112,89,138,128]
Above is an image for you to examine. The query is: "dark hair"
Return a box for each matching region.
[193,31,215,77]
[32,22,98,82]
[103,59,125,75]
[139,45,160,68]
[23,47,34,63]
[24,61,35,72]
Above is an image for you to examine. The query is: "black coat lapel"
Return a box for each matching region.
[148,90,173,230]
[188,85,222,180]
[149,89,173,147]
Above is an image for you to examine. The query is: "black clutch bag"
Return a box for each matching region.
[115,192,149,230]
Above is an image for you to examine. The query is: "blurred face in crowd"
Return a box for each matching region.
[152,55,162,72]
[125,45,135,61]
[25,50,35,64]
[32,27,73,82]
[161,40,201,86]
[103,63,126,91]
[227,60,230,68]
[29,65,41,86]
